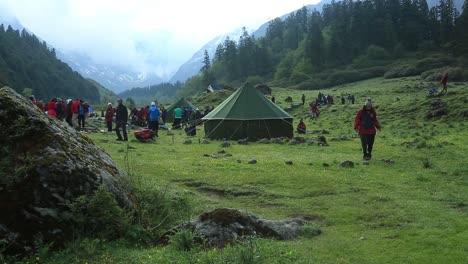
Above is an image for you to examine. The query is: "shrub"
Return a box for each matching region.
[421,67,466,82]
[422,158,433,168]
[384,64,419,79]
[245,75,264,86]
[169,229,198,251]
[68,185,131,239]
[366,45,390,60]
[299,223,322,238]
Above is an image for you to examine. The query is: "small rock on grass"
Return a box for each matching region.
[285,161,294,165]
[340,160,354,168]
[248,160,257,164]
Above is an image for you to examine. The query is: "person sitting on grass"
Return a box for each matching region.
[297,119,307,134]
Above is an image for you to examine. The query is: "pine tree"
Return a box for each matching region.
[201,50,211,72]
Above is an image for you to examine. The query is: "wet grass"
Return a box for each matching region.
[29,77,468,263]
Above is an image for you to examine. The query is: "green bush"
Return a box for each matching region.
[421,67,466,82]
[169,229,198,252]
[299,224,322,238]
[128,187,192,244]
[366,45,390,60]
[384,64,420,79]
[68,185,131,239]
[245,75,264,86]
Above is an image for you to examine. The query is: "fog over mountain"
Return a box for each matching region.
[1,0,318,92]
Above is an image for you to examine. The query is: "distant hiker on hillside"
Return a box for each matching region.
[105,103,115,132]
[173,105,183,129]
[271,95,276,103]
[310,103,320,118]
[297,118,306,134]
[440,72,448,95]
[341,96,345,104]
[148,102,160,137]
[351,94,355,104]
[354,99,381,161]
[301,94,306,105]
[115,99,128,141]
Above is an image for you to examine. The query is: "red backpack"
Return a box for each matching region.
[134,129,155,141]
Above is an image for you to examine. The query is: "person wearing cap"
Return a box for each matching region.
[148,101,161,136]
[105,103,115,132]
[115,99,128,141]
[354,99,381,160]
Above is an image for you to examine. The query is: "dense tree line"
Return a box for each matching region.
[193,0,467,90]
[118,82,182,105]
[0,24,100,103]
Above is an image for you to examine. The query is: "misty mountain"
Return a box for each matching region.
[168,27,252,84]
[56,50,164,94]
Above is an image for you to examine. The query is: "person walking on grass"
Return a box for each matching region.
[301,94,306,105]
[115,99,128,141]
[440,72,448,95]
[354,99,381,160]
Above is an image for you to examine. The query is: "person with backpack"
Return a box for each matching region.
[148,102,161,137]
[77,100,87,129]
[354,99,381,160]
[115,99,128,141]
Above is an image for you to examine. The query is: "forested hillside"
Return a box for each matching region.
[118,82,183,105]
[0,24,100,103]
[180,0,468,95]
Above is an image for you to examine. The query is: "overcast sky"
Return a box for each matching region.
[1,0,320,78]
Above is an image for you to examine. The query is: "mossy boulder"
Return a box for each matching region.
[167,208,310,248]
[0,87,133,255]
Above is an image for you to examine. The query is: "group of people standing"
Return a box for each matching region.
[29,95,91,129]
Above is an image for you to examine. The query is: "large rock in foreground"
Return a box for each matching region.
[0,87,132,254]
[168,208,308,247]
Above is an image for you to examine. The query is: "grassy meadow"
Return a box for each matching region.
[31,77,467,263]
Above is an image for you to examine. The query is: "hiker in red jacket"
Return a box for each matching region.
[354,99,381,160]
[440,72,448,95]
[71,99,81,127]
[46,98,57,118]
[105,103,115,132]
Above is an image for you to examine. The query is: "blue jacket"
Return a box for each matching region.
[149,106,160,121]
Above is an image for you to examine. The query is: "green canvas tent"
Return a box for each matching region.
[202,83,293,140]
[165,97,196,123]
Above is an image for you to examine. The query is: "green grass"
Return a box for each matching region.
[21,77,468,263]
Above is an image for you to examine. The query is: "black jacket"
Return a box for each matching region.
[116,104,128,122]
